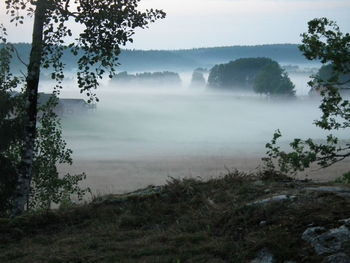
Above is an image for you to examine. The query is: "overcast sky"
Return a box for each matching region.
[1,0,349,50]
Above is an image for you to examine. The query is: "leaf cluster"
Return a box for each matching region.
[0,28,27,216]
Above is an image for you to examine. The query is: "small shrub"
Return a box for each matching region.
[335,171,350,184]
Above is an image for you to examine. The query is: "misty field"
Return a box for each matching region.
[48,74,349,194]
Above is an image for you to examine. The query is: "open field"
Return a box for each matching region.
[59,155,350,196]
[53,80,349,195]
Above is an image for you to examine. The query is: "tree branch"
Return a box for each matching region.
[9,43,28,68]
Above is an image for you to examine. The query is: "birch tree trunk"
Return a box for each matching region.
[12,0,46,216]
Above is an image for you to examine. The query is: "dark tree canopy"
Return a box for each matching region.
[207,58,275,90]
[207,57,295,96]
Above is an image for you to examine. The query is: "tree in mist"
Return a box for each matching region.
[263,18,350,175]
[4,0,165,216]
[207,58,284,91]
[254,62,295,97]
[190,69,206,88]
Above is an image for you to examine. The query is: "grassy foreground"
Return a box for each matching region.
[1,171,350,262]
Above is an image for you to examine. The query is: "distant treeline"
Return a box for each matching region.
[7,43,309,73]
[111,71,181,87]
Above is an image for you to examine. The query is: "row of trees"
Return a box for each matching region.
[207,58,295,96]
[111,71,181,87]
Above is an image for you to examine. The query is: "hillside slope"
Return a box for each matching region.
[1,171,350,262]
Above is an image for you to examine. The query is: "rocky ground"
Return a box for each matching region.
[1,170,350,262]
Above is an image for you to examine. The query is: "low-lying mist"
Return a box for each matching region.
[62,89,322,158]
[40,73,349,193]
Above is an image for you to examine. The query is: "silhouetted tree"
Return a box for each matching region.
[5,0,165,216]
[0,29,89,216]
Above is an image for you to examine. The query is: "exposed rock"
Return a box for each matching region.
[302,225,350,255]
[250,248,276,263]
[259,220,267,226]
[250,195,296,206]
[322,253,350,263]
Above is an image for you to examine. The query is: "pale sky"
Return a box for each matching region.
[1,0,349,50]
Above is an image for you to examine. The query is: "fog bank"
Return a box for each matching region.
[48,74,348,194]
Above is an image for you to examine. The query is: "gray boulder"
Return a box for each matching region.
[302,225,350,255]
[250,248,276,263]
